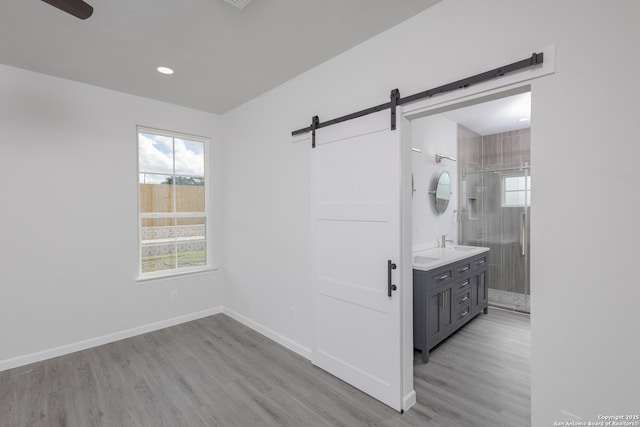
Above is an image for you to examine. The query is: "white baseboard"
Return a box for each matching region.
[1,305,313,373]
[403,390,417,412]
[222,307,312,360]
[0,306,224,372]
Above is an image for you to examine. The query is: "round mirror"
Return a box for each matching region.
[434,171,452,214]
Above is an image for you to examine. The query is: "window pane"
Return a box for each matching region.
[142,245,176,273]
[177,217,206,268]
[141,217,175,239]
[139,133,174,175]
[140,217,176,273]
[505,177,519,191]
[176,177,205,212]
[175,139,204,177]
[505,192,519,205]
[139,174,174,213]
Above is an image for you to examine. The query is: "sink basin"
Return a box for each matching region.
[414,256,439,264]
[413,244,489,272]
[450,245,476,251]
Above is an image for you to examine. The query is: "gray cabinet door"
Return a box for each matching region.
[427,283,454,352]
[413,271,427,353]
[476,270,488,312]
[470,254,489,315]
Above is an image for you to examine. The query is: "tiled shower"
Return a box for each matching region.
[458,125,531,313]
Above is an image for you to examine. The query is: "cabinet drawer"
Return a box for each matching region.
[455,305,472,321]
[472,253,488,270]
[431,268,453,284]
[454,260,472,276]
[455,290,471,308]
[454,276,472,294]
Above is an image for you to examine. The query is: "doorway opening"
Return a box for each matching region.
[411,90,532,314]
[406,88,532,425]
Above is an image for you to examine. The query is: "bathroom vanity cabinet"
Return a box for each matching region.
[413,251,489,363]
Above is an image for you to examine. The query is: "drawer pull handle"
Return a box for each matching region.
[439,274,449,280]
[460,310,469,318]
[476,260,485,265]
[459,266,469,272]
[461,296,469,302]
[460,281,469,288]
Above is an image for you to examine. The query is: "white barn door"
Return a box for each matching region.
[311,110,402,411]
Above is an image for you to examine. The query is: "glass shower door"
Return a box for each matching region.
[459,163,531,313]
[500,164,530,313]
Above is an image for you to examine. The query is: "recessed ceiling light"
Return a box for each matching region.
[518,117,530,122]
[157,67,174,75]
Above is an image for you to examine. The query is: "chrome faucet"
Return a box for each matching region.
[440,234,454,248]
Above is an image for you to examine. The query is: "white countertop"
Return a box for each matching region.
[413,245,489,272]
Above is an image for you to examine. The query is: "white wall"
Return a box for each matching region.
[0,65,225,366]
[3,0,638,422]
[222,0,640,424]
[221,88,313,355]
[411,115,458,248]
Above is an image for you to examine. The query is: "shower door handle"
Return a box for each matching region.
[520,212,526,257]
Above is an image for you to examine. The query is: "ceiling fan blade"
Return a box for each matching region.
[41,0,94,20]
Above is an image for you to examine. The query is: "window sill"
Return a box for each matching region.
[136,265,219,283]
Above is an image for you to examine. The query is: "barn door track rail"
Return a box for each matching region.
[292,52,543,147]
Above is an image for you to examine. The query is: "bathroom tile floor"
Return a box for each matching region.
[489,288,531,313]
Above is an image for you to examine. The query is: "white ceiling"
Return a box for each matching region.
[0,0,441,114]
[443,92,531,135]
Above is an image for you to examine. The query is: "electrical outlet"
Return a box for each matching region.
[170,290,178,302]
[289,307,296,321]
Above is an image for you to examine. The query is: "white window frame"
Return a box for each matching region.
[136,126,214,281]
[501,173,531,207]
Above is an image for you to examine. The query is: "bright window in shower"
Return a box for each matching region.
[502,174,531,207]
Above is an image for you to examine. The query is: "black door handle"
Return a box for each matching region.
[387,260,397,297]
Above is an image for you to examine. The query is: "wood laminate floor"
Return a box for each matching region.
[0,309,530,427]
[411,308,531,427]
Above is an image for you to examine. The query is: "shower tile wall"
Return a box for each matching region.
[458,126,531,299]
[484,129,530,165]
[458,125,482,167]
